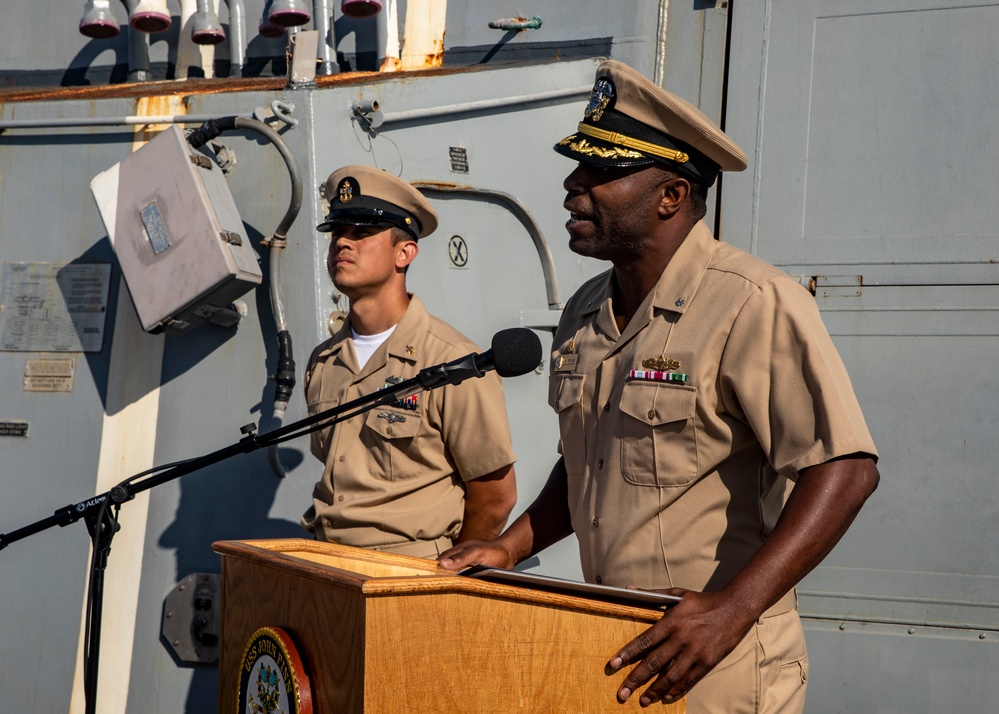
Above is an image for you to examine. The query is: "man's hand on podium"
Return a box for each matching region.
[437,539,517,571]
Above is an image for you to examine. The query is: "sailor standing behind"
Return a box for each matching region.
[301,165,518,559]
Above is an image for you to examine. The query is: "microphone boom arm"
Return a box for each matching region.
[0,343,510,550]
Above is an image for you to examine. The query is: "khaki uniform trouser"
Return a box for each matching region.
[369,535,453,559]
[685,593,808,714]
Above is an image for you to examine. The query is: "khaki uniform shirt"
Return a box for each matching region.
[302,296,516,555]
[549,221,877,596]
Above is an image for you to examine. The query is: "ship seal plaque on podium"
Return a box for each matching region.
[237,626,313,714]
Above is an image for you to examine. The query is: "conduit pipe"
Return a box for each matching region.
[192,0,225,44]
[177,0,217,78]
[269,0,311,27]
[374,85,591,126]
[313,0,337,75]
[378,0,400,71]
[130,0,172,32]
[119,0,153,82]
[0,114,230,132]
[80,0,121,38]
[78,0,154,82]
[342,0,381,17]
[0,86,592,132]
[398,0,446,70]
[258,0,286,38]
[126,30,153,81]
[221,0,246,76]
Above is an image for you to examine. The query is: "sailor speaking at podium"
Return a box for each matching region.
[438,60,880,713]
[300,165,521,560]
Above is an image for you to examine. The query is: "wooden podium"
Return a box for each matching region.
[214,538,684,713]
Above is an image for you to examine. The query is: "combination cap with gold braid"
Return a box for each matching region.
[554,60,748,186]
[317,165,439,239]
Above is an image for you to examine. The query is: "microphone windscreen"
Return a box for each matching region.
[490,328,543,378]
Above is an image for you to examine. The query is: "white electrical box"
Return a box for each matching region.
[90,124,262,334]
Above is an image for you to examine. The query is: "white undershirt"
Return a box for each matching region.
[351,324,397,369]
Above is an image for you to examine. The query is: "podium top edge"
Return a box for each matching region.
[213,539,664,623]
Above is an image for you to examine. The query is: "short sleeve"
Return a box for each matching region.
[437,371,516,481]
[719,277,878,479]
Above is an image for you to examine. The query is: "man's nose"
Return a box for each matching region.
[563,163,588,193]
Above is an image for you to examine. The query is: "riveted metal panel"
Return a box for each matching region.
[724,0,999,279]
[803,620,999,712]
[724,2,999,709]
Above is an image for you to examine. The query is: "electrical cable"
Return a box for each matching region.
[187,115,302,477]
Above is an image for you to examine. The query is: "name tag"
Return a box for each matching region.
[554,353,578,372]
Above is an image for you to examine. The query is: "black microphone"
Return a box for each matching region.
[414,327,542,391]
[481,327,545,377]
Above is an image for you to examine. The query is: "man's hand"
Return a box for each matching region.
[437,539,518,571]
[607,589,756,706]
[609,454,878,706]
[441,457,574,572]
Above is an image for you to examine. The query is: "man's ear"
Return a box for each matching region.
[658,178,690,218]
[396,239,419,269]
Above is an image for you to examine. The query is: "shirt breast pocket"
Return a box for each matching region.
[548,373,586,476]
[363,407,422,480]
[307,398,337,461]
[618,381,698,487]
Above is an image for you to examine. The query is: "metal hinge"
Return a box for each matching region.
[814,275,863,298]
[219,230,243,246]
[189,153,213,170]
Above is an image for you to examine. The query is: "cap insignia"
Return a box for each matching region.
[337,178,355,204]
[585,78,616,122]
